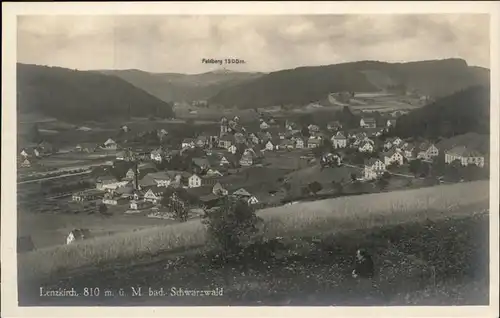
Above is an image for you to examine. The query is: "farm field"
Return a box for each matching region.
[18,205,178,250]
[18,181,489,286]
[19,202,489,306]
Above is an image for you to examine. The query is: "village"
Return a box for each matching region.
[17,109,489,248]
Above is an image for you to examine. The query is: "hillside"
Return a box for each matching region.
[17,64,174,122]
[208,59,490,109]
[99,69,265,103]
[392,85,490,140]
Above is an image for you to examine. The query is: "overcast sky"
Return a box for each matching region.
[17,14,490,74]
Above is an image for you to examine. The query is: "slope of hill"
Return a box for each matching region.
[99,69,265,103]
[436,132,490,154]
[392,85,490,140]
[17,64,174,122]
[208,59,490,109]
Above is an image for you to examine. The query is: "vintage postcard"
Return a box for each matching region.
[1,1,499,317]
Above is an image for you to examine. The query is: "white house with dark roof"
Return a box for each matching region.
[188,174,202,188]
[228,144,237,154]
[260,121,270,130]
[218,134,234,149]
[307,137,321,149]
[232,188,252,197]
[265,140,276,151]
[360,118,376,128]
[331,132,347,149]
[295,138,305,149]
[103,138,118,150]
[363,158,386,180]
[181,138,196,149]
[143,186,165,204]
[358,140,374,153]
[386,119,397,128]
[445,146,485,167]
[212,182,228,196]
[383,148,404,166]
[66,229,92,245]
[417,142,439,161]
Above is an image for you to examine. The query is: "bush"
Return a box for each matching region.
[202,196,263,256]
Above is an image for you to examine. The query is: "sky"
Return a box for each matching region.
[17,14,490,74]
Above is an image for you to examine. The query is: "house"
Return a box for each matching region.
[139,171,175,188]
[218,134,234,149]
[72,189,104,202]
[129,200,151,210]
[192,157,210,171]
[219,156,230,166]
[102,192,128,205]
[279,139,295,150]
[383,148,404,166]
[205,168,223,177]
[195,135,208,148]
[384,137,404,150]
[121,125,130,132]
[103,138,118,150]
[417,142,439,161]
[96,176,130,191]
[66,229,92,245]
[321,152,342,167]
[188,174,202,188]
[212,182,229,196]
[402,143,416,160]
[260,121,270,130]
[247,196,259,205]
[249,133,260,145]
[20,149,29,158]
[37,141,55,155]
[364,158,386,180]
[181,138,196,149]
[358,140,374,153]
[150,148,164,162]
[265,140,276,151]
[143,186,165,204]
[308,124,320,135]
[75,143,97,153]
[228,144,238,154]
[232,188,252,197]
[20,159,32,168]
[285,120,297,131]
[445,146,485,167]
[327,121,342,131]
[239,152,254,166]
[307,137,321,149]
[360,118,376,129]
[387,119,397,128]
[295,138,305,149]
[331,132,347,149]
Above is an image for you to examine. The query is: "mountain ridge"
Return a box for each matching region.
[208,58,490,109]
[17,63,174,123]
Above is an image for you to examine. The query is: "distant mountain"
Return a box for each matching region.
[98,69,265,103]
[392,85,490,140]
[208,58,490,109]
[17,64,174,122]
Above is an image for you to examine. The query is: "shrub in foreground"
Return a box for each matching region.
[202,196,263,257]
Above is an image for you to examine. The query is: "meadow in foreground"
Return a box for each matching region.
[20,211,489,306]
[18,181,489,285]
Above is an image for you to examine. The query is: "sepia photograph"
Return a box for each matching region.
[1,1,499,317]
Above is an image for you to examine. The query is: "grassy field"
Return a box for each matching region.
[17,201,179,249]
[18,181,489,286]
[20,212,488,306]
